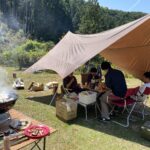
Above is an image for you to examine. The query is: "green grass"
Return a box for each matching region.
[1,67,150,150]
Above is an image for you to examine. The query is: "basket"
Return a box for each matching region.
[56,99,77,121]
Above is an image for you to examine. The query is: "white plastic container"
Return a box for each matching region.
[79,91,97,105]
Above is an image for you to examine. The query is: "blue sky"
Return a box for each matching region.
[98,0,150,13]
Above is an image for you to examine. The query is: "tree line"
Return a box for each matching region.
[0,0,146,69]
[0,0,145,43]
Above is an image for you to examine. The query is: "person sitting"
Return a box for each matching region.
[98,61,127,121]
[13,74,24,89]
[131,72,150,101]
[63,73,83,94]
[86,67,100,90]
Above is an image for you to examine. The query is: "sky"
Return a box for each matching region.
[98,0,150,13]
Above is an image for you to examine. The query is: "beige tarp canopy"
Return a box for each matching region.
[26,14,150,80]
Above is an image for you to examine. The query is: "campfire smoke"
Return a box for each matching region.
[0,11,26,53]
[0,68,18,103]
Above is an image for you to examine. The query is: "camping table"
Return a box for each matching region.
[8,109,56,150]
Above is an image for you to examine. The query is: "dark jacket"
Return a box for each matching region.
[63,76,78,90]
[105,68,127,97]
[63,75,82,94]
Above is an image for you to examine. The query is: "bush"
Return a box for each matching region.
[0,40,55,69]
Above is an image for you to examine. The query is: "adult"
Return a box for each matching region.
[99,61,127,121]
[63,73,82,94]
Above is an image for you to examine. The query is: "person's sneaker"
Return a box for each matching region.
[98,117,111,122]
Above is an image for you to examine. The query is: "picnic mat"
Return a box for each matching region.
[1,109,56,150]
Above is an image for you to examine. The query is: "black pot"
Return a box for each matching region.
[0,99,17,113]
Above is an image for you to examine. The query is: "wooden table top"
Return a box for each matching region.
[8,109,56,150]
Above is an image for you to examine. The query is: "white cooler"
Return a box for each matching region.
[79,91,97,105]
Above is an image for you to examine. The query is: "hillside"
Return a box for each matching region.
[0,0,145,42]
[0,0,146,69]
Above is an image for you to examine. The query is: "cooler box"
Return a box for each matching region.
[79,91,97,105]
[56,99,77,121]
[140,121,150,141]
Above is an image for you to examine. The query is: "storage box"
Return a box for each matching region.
[56,99,77,121]
[140,121,150,141]
[79,91,97,105]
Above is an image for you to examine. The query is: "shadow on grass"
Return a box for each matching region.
[26,94,62,106]
[72,106,150,148]
[26,94,150,148]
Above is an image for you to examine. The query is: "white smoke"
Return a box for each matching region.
[0,67,9,87]
[7,14,20,30]
[0,67,17,102]
[0,11,26,52]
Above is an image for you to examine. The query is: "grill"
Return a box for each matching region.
[0,99,17,113]
[0,68,19,133]
[0,92,18,132]
[0,92,18,113]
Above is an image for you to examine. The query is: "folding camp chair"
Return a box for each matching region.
[61,85,72,95]
[81,73,90,86]
[49,84,59,105]
[108,87,150,127]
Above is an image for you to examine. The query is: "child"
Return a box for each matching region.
[137,72,150,96]
[131,72,150,101]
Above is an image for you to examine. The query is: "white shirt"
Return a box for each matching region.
[137,82,150,96]
[131,82,150,101]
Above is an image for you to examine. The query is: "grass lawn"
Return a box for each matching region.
[1,67,150,150]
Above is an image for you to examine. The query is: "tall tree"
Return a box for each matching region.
[79,0,103,33]
[0,0,146,42]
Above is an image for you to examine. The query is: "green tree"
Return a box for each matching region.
[78,0,103,34]
[0,0,146,42]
